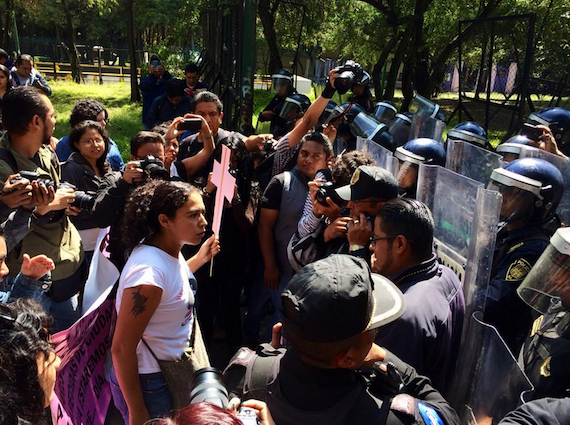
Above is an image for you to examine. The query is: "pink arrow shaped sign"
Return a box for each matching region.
[211,144,236,237]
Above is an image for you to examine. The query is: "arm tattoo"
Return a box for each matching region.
[131,287,149,317]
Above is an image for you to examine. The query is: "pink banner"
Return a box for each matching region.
[51,296,116,425]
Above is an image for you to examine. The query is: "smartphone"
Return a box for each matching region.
[178,118,202,132]
[520,123,544,142]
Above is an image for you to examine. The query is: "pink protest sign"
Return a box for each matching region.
[51,290,116,425]
[211,144,236,236]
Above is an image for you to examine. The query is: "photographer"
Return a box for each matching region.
[315,165,398,264]
[61,120,141,267]
[104,118,215,271]
[140,54,173,129]
[0,86,84,332]
[226,255,461,425]
[9,54,51,96]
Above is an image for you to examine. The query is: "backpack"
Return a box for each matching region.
[287,220,324,272]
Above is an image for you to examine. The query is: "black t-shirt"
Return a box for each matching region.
[260,173,286,210]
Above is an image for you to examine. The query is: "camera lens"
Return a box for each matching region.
[189,367,229,409]
[335,71,355,95]
[73,192,95,212]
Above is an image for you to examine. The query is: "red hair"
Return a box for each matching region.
[154,402,243,425]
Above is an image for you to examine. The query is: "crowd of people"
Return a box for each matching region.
[0,49,569,425]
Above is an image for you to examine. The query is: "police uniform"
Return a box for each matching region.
[484,224,553,353]
[521,301,570,399]
[260,94,289,139]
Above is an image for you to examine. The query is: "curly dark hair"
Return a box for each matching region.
[0,299,54,425]
[332,150,376,187]
[122,180,200,249]
[69,98,108,128]
[68,120,111,172]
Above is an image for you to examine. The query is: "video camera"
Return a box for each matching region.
[10,171,96,211]
[189,368,261,425]
[334,61,364,95]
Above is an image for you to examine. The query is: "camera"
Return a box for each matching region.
[334,61,364,95]
[137,155,170,180]
[178,118,202,132]
[189,367,261,425]
[59,182,96,212]
[520,123,544,142]
[11,170,56,190]
[315,181,343,206]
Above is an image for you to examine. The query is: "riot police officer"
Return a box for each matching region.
[334,102,366,152]
[349,71,374,113]
[394,138,447,198]
[496,134,538,163]
[527,107,570,157]
[259,69,295,138]
[517,226,570,399]
[446,121,490,150]
[484,158,565,353]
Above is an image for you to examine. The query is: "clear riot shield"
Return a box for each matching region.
[417,165,501,318]
[356,136,399,176]
[457,312,533,425]
[409,110,446,143]
[519,146,570,227]
[446,139,505,186]
[417,165,502,412]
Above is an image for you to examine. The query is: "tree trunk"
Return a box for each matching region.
[60,0,82,83]
[372,31,401,101]
[126,0,140,102]
[258,0,283,74]
[384,22,415,100]
[2,0,14,52]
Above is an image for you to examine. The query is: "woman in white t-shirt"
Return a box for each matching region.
[110,179,220,425]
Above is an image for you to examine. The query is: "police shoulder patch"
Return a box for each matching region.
[506,258,532,282]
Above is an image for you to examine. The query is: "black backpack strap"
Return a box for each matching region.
[0,148,18,173]
[243,344,285,402]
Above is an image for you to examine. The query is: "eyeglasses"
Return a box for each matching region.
[79,137,105,145]
[369,235,397,246]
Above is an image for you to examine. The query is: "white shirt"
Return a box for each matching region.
[116,244,196,373]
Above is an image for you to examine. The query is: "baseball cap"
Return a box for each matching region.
[280,255,405,343]
[335,165,398,201]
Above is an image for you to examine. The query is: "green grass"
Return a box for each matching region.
[50,81,143,160]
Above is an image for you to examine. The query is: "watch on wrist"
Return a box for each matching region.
[349,244,365,252]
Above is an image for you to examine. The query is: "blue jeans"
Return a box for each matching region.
[110,366,173,423]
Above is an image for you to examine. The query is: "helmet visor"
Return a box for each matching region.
[396,159,419,194]
[319,105,344,126]
[487,180,536,224]
[279,97,302,122]
[350,113,382,138]
[272,75,292,93]
[389,115,412,147]
[517,240,570,314]
[374,103,397,124]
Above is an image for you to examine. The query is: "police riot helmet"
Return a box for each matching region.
[354,71,371,89]
[517,226,570,314]
[271,69,293,94]
[527,107,570,154]
[335,103,366,137]
[488,158,564,225]
[496,135,539,163]
[318,101,343,126]
[374,101,397,124]
[394,138,446,198]
[279,94,311,122]
[350,112,395,152]
[446,121,488,148]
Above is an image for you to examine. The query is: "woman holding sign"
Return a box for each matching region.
[111,179,220,425]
